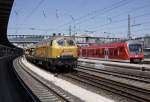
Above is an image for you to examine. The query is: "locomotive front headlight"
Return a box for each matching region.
[57,55,60,58]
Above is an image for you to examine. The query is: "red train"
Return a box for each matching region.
[79,41,144,63]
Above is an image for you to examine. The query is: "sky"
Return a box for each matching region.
[8,0,150,38]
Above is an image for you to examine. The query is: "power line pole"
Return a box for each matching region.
[73,25,76,35]
[69,25,72,36]
[128,14,132,40]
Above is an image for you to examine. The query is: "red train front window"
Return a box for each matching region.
[129,44,142,54]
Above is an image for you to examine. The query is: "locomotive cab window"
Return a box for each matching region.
[50,40,53,46]
[67,39,75,46]
[57,39,65,46]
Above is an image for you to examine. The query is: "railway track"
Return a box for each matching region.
[78,64,150,83]
[55,58,150,102]
[13,57,83,102]
[15,56,150,102]
[63,67,150,102]
[74,59,150,101]
[78,59,150,80]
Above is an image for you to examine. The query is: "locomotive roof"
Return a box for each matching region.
[35,36,74,47]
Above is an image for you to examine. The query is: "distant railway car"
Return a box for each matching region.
[79,41,144,63]
[26,36,78,71]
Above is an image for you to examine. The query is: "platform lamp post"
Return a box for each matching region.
[69,15,76,39]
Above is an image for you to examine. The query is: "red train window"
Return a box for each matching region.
[82,49,86,56]
[110,49,113,55]
[96,49,100,55]
[114,49,118,56]
[119,47,124,55]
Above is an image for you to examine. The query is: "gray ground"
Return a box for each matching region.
[0,56,34,102]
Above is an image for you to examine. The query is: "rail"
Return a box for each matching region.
[63,68,150,102]
[13,57,83,102]
[65,59,150,101]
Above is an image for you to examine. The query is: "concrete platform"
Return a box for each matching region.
[144,59,150,61]
[78,58,150,70]
[21,57,115,102]
[144,59,150,64]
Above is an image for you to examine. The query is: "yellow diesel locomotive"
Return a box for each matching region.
[26,36,78,71]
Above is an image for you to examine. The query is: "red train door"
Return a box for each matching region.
[104,48,109,60]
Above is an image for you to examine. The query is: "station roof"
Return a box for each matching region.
[0,0,14,47]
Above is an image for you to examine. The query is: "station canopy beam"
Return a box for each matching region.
[0,0,14,47]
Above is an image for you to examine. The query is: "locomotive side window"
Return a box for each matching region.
[67,39,75,46]
[84,49,86,56]
[114,49,118,56]
[104,50,106,55]
[110,49,114,55]
[50,40,53,46]
[99,49,102,55]
[120,47,123,52]
[96,49,100,55]
[119,47,124,55]
[87,49,89,56]
[90,49,93,56]
[92,49,95,56]
[102,49,104,55]
[82,49,86,56]
[104,49,109,55]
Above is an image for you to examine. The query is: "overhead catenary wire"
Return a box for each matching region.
[75,0,132,25]
[54,1,150,36]
[21,0,45,24]
[83,4,150,29]
[50,0,131,31]
[86,12,150,30]
[14,0,45,34]
[43,1,150,35]
[100,22,150,37]
[10,0,150,37]
[54,2,150,34]
[10,11,150,34]
[66,12,150,33]
[93,21,150,32]
[44,13,150,34]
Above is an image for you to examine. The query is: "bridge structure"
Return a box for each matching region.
[8,34,124,48]
[8,34,150,58]
[0,0,14,47]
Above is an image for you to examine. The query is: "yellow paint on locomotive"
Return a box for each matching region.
[35,46,48,58]
[50,40,77,58]
[34,37,78,59]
